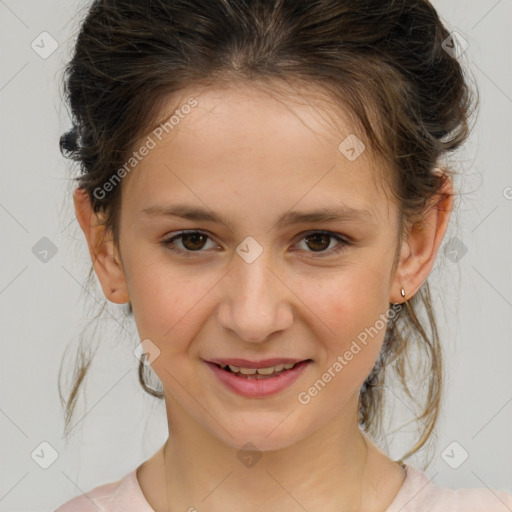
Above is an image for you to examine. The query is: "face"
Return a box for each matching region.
[92,82,414,451]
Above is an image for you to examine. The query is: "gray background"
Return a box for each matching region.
[1,0,511,510]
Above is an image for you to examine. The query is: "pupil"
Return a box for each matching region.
[183,233,206,250]
[306,233,329,252]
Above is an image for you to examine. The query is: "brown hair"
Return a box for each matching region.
[58,0,477,464]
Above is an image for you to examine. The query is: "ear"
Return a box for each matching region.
[73,187,130,304]
[390,170,454,303]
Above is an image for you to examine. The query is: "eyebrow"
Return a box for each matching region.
[141,203,374,231]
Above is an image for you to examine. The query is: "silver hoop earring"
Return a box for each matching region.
[400,287,406,299]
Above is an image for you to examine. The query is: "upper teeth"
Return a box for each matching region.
[220,363,296,374]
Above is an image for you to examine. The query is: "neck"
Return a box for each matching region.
[156,394,400,512]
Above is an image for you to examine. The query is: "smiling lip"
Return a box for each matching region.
[205,359,311,398]
[206,358,308,369]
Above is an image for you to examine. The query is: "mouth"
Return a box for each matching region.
[204,358,312,397]
[206,358,312,379]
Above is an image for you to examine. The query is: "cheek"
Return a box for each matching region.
[125,258,207,350]
[314,271,391,375]
[310,303,388,410]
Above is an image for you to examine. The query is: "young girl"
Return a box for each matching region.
[55,0,512,511]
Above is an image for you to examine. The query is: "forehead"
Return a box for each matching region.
[120,81,395,225]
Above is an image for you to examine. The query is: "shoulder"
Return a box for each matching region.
[55,477,123,512]
[54,469,152,512]
[387,464,512,512]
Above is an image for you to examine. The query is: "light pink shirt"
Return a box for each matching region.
[55,463,512,511]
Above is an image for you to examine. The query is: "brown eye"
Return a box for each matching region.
[161,231,216,254]
[180,232,208,251]
[295,231,350,257]
[304,233,331,252]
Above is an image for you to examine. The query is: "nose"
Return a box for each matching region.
[216,251,294,343]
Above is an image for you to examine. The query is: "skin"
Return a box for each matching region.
[73,81,453,512]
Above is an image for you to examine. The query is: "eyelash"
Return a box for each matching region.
[160,230,351,258]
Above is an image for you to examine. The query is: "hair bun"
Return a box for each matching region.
[59,125,79,157]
